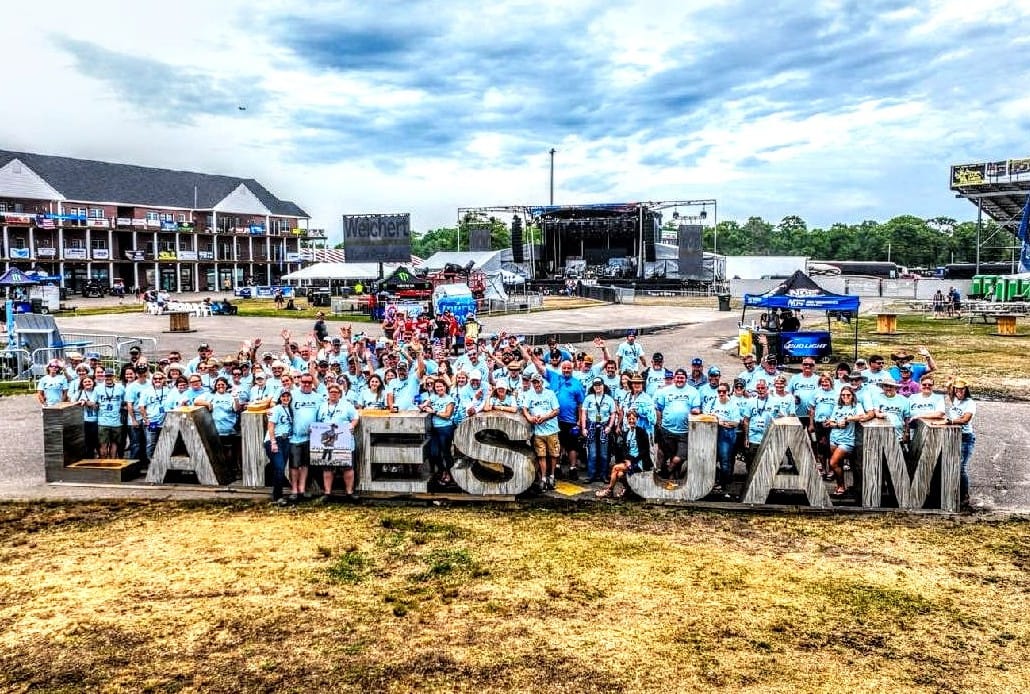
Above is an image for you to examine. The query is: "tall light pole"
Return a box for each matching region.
[549,148,556,205]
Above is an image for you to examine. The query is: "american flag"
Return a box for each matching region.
[299,248,424,267]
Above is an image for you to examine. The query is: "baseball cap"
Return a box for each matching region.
[708,366,721,376]
[331,337,342,345]
[626,329,637,336]
[674,368,688,377]
[468,369,482,381]
[129,346,141,353]
[691,357,703,366]
[652,352,664,361]
[198,343,210,351]
[530,373,543,382]
[591,377,604,386]
[86,352,101,360]
[317,359,329,367]
[848,371,865,380]
[103,368,115,376]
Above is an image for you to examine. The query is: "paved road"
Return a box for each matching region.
[1,304,1027,512]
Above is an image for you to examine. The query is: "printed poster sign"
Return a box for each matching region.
[309,421,354,466]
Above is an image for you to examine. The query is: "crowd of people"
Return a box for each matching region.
[33,311,977,508]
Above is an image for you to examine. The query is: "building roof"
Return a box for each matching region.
[0,149,307,217]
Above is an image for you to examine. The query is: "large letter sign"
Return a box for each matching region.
[862,420,960,511]
[452,412,535,496]
[742,417,832,508]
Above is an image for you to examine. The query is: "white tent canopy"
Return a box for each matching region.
[280,262,408,282]
[422,251,503,274]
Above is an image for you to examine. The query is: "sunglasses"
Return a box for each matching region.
[717,389,729,394]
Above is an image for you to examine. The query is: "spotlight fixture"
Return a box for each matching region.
[699,206,708,220]
[672,210,680,220]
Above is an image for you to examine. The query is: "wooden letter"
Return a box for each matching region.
[627,416,718,501]
[452,412,535,496]
[147,406,233,486]
[862,420,960,511]
[742,417,831,507]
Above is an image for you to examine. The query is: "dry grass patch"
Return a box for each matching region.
[0,502,1027,692]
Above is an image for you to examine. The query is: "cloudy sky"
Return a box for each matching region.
[4,0,1029,240]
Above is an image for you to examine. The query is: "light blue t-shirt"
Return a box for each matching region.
[95,382,125,427]
[875,393,911,440]
[289,388,325,444]
[522,388,560,436]
[428,392,455,428]
[36,374,68,405]
[811,388,839,423]
[708,398,742,425]
[789,372,820,417]
[582,393,616,426]
[615,340,644,372]
[208,391,239,436]
[908,392,945,419]
[655,384,700,434]
[139,385,173,426]
[828,403,865,448]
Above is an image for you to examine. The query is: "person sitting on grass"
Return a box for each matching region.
[596,409,652,499]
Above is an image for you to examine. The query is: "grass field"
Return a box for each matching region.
[1,501,1027,692]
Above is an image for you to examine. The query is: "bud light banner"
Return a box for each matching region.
[780,331,832,359]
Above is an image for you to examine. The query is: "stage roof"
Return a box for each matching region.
[951,159,1030,232]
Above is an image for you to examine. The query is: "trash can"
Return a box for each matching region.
[30,298,44,314]
[310,290,331,307]
[717,294,731,311]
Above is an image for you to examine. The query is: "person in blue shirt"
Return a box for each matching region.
[522,373,561,490]
[946,378,976,507]
[742,380,772,473]
[265,390,294,504]
[316,383,360,499]
[614,330,646,373]
[95,370,125,459]
[643,353,671,396]
[532,353,585,478]
[873,378,911,442]
[789,359,821,426]
[483,382,519,413]
[420,378,456,485]
[579,378,617,483]
[808,374,839,475]
[656,368,701,479]
[36,360,69,406]
[288,374,325,500]
[708,384,743,497]
[196,377,242,475]
[139,371,173,461]
[596,409,652,498]
[74,375,100,458]
[826,386,867,496]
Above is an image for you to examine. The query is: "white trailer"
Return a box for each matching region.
[725,255,808,280]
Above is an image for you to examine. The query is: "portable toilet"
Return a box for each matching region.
[1006,277,1022,301]
[994,279,1007,302]
[970,275,984,298]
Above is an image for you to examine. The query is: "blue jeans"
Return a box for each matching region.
[716,427,738,487]
[960,433,975,500]
[264,437,291,500]
[145,425,162,461]
[429,424,455,473]
[129,424,148,465]
[585,427,609,480]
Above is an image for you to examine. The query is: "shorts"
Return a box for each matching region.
[98,425,121,445]
[830,441,854,454]
[288,441,311,469]
[623,459,643,476]
[533,433,560,458]
[659,429,689,461]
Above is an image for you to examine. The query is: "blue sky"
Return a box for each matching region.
[4,0,1030,241]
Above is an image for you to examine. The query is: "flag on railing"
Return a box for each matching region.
[1019,192,1030,274]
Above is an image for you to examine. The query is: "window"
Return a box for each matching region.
[145,211,160,222]
[67,239,86,249]
[88,208,105,219]
[160,213,174,223]
[179,240,192,251]
[91,239,107,250]
[177,213,187,223]
[161,241,176,252]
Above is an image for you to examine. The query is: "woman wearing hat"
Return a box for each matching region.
[946,378,976,508]
[483,381,518,413]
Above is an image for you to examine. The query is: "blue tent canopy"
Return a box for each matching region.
[743,270,860,312]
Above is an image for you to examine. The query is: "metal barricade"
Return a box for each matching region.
[0,348,33,382]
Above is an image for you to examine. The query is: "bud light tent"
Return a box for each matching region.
[742,270,860,362]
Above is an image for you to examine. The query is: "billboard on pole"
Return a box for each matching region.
[342,213,412,263]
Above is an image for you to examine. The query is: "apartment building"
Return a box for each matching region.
[0,149,324,292]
